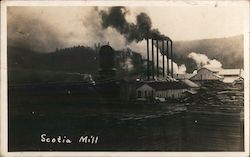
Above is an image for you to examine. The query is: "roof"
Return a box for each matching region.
[190,68,223,80]
[204,67,222,73]
[136,81,189,91]
[200,67,244,77]
[218,69,243,76]
[194,67,220,75]
[222,77,240,83]
[173,73,195,80]
[213,73,223,79]
[192,67,244,80]
[181,79,200,88]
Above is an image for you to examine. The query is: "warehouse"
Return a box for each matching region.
[135,81,195,101]
[218,69,244,83]
[190,67,244,83]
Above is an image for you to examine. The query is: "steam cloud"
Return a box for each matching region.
[121,58,134,72]
[188,52,222,69]
[99,7,170,43]
[153,47,186,74]
[176,64,187,74]
[168,59,187,74]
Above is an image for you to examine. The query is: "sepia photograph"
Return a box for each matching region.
[1,0,249,156]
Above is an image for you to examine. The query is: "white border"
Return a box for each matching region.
[1,1,249,157]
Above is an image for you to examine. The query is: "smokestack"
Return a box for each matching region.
[162,40,165,77]
[152,39,154,79]
[170,40,173,78]
[147,38,149,80]
[167,40,169,76]
[156,40,159,77]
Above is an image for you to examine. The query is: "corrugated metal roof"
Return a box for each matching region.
[218,69,243,76]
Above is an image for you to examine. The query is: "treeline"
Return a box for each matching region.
[7,45,145,83]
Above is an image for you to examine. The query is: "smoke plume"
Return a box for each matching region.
[99,7,169,43]
[188,52,222,69]
[8,6,171,58]
[152,47,186,74]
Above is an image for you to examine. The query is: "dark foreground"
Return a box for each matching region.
[8,81,244,151]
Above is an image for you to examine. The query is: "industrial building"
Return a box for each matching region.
[136,81,187,100]
[190,67,244,83]
[218,69,244,83]
[96,37,202,103]
[135,80,199,101]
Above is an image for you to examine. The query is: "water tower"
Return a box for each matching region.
[98,45,116,79]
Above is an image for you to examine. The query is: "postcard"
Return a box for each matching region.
[1,0,249,157]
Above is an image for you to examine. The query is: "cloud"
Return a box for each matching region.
[7,7,66,52]
[7,7,129,52]
[187,52,222,69]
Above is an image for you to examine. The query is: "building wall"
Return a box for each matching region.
[136,84,155,98]
[190,68,220,81]
[136,84,186,99]
[156,89,186,99]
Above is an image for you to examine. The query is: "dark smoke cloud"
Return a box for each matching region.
[99,7,170,43]
[8,7,170,53]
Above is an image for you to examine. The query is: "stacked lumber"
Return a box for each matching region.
[185,81,244,114]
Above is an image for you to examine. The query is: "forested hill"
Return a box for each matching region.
[7,35,243,83]
[173,35,243,72]
[7,46,144,83]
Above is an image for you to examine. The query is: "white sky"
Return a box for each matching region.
[145,6,247,40]
[7,3,248,51]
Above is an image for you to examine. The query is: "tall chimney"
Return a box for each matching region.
[170,40,174,78]
[151,39,154,79]
[162,40,165,77]
[146,38,149,80]
[156,40,159,77]
[167,40,169,76]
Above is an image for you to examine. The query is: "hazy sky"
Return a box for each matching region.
[7,4,248,52]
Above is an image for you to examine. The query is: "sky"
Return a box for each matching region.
[7,4,248,52]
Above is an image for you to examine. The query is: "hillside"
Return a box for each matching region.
[7,35,244,83]
[7,46,144,84]
[173,35,243,72]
